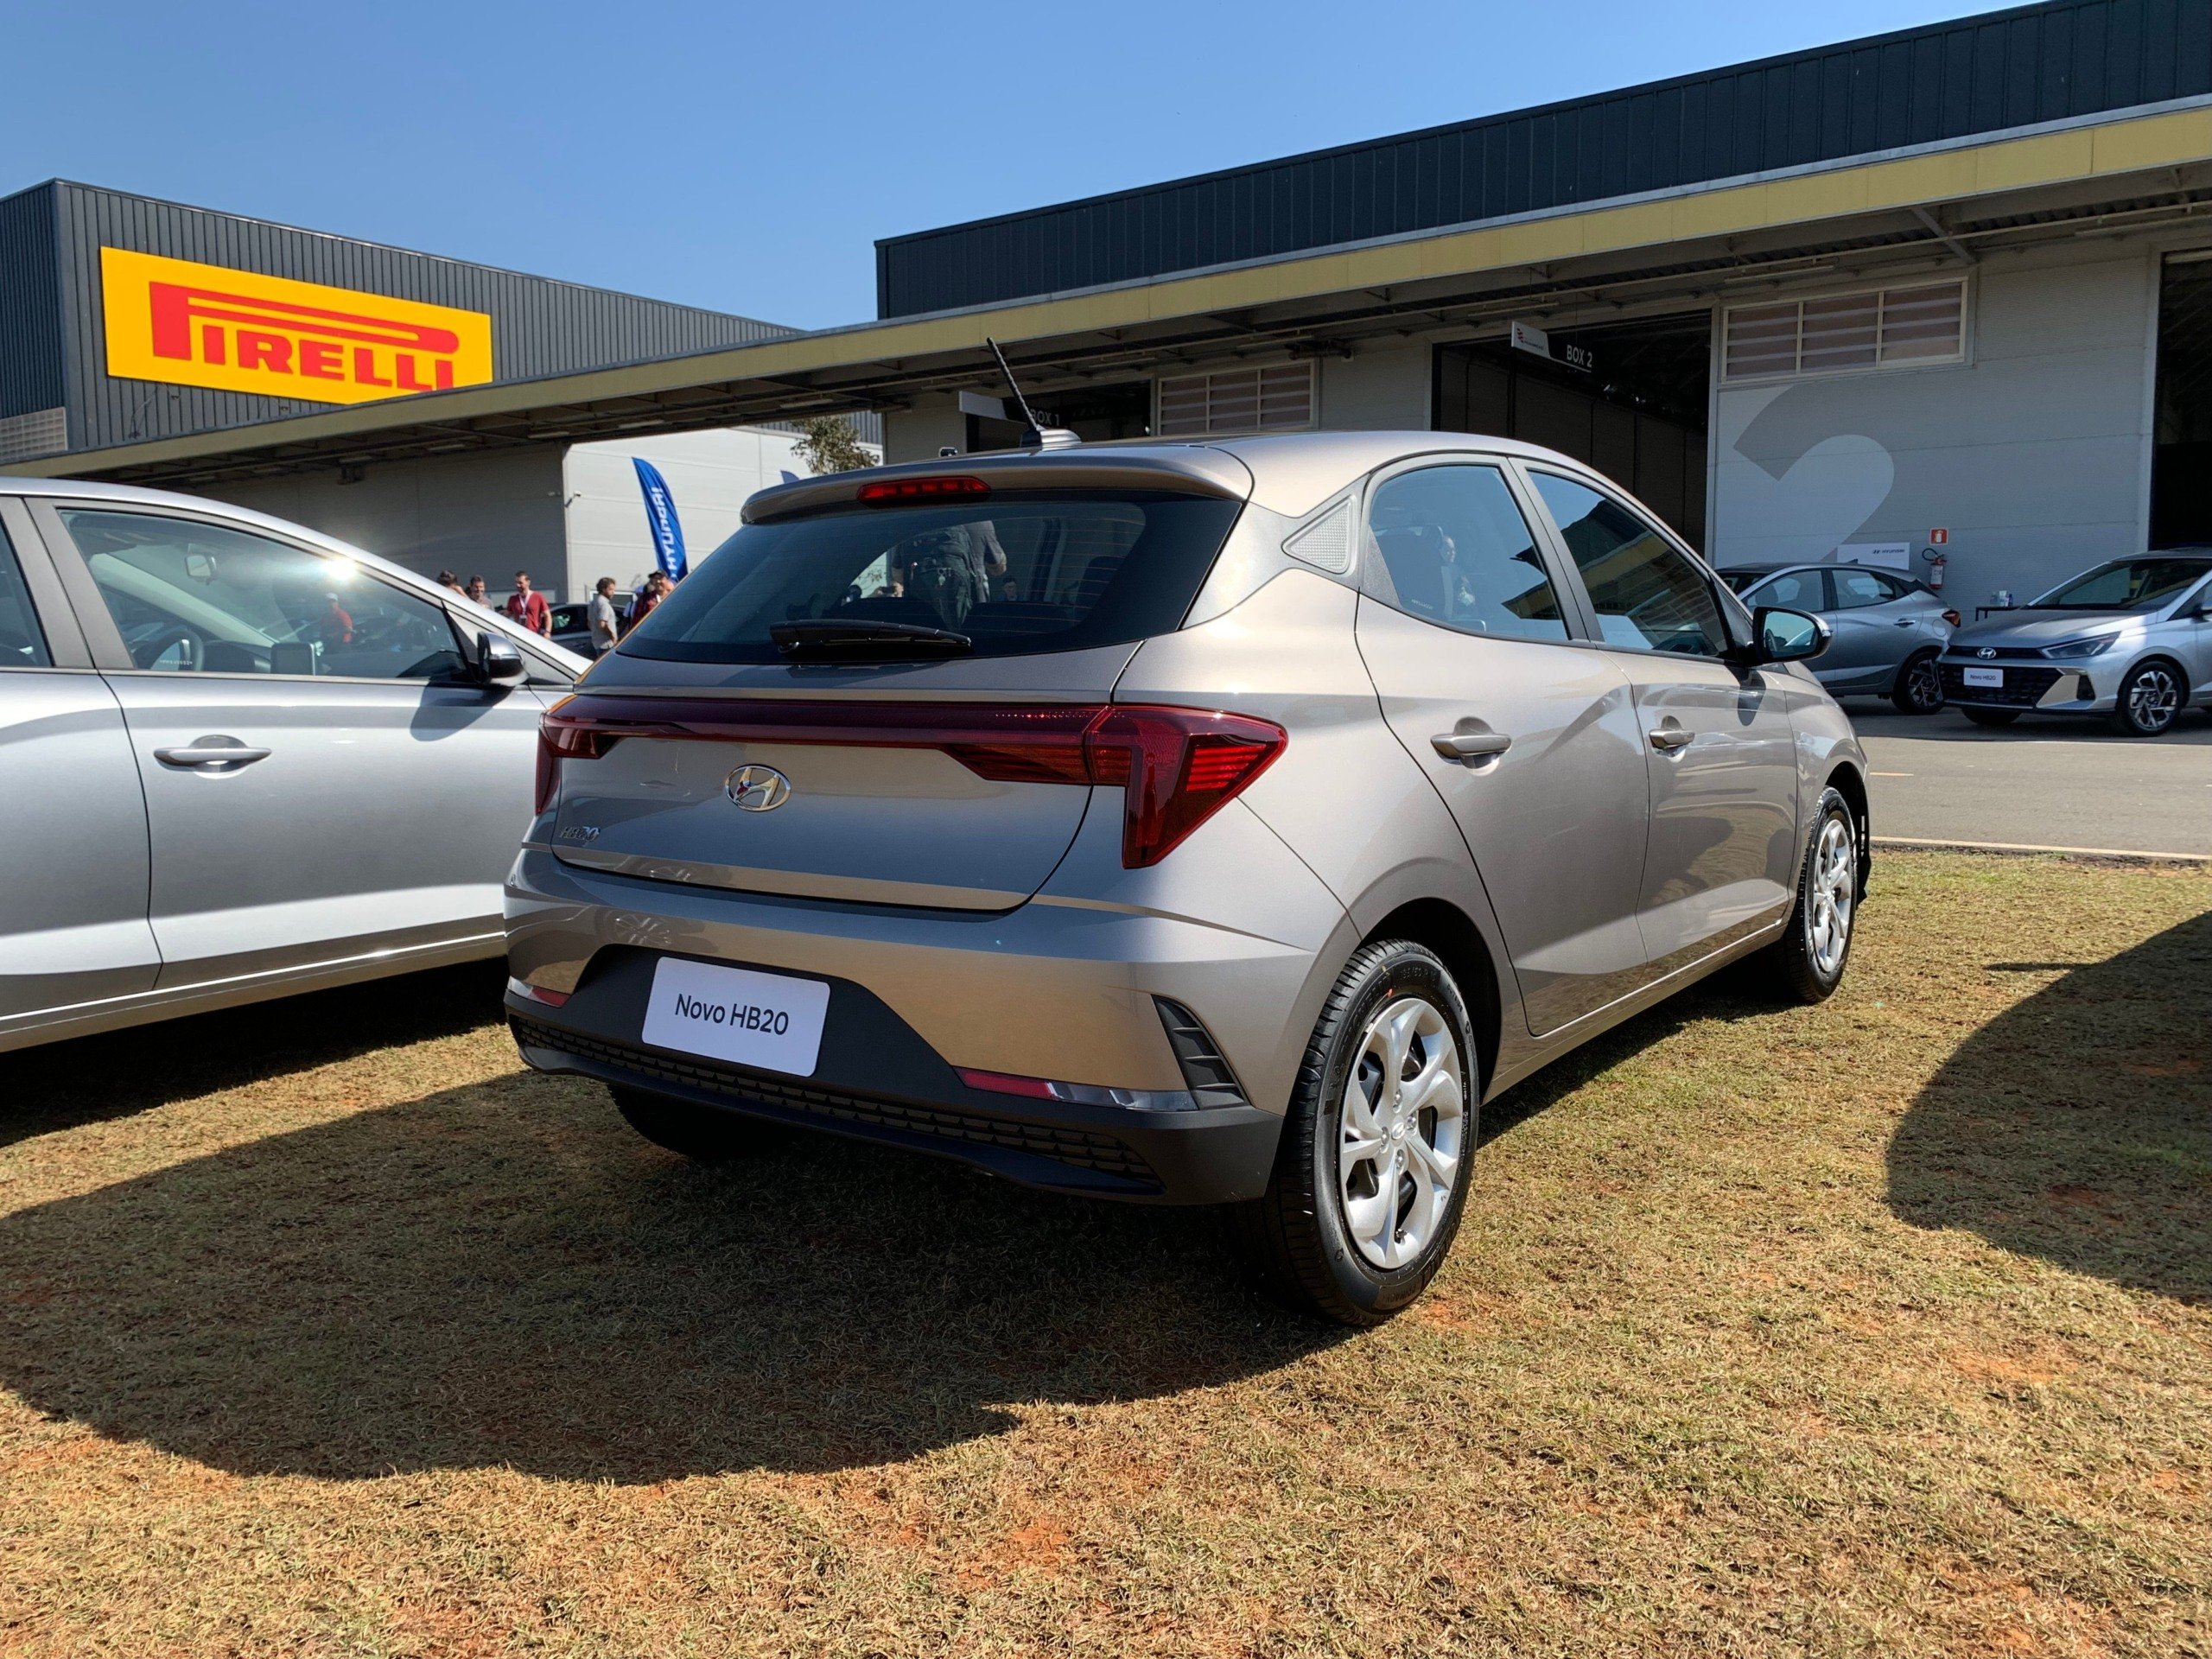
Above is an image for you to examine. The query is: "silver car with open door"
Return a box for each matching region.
[0,478,584,1052]
[505,433,1868,1325]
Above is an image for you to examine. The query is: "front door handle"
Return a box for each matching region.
[1432,730,1512,760]
[1647,724,1694,753]
[155,738,271,769]
[1893,619,1917,627]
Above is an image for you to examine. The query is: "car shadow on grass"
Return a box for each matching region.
[1886,909,2212,1305]
[0,1057,1343,1482]
[0,961,511,1150]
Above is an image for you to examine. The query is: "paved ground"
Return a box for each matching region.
[1847,703,2212,857]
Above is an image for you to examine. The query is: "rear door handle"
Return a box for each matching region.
[1893,619,1917,627]
[1432,731,1512,760]
[155,740,270,769]
[1648,725,1694,753]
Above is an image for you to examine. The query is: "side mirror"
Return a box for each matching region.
[474,630,528,687]
[1753,606,1829,664]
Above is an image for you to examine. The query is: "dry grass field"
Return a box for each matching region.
[1,851,2206,1658]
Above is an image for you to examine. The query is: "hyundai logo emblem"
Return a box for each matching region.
[725,764,791,811]
[1977,646,1999,659]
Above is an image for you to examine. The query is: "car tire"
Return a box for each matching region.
[1235,940,1478,1327]
[1889,649,1945,715]
[1961,706,2021,728]
[1759,787,1859,1005]
[611,1084,780,1163]
[2109,658,2187,737]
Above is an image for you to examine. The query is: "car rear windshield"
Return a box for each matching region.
[2031,557,2212,610]
[618,490,1243,664]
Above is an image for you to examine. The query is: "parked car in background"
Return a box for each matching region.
[549,601,596,658]
[1718,562,1957,714]
[505,432,1870,1325]
[0,478,587,1052]
[1940,551,2212,734]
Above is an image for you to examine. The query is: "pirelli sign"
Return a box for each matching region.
[100,247,494,405]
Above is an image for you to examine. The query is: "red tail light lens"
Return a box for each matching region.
[1942,608,1962,627]
[532,696,1285,867]
[855,475,991,505]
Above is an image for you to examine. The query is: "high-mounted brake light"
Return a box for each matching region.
[533,696,1286,867]
[855,475,991,505]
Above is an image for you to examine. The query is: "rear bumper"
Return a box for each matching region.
[505,961,1282,1204]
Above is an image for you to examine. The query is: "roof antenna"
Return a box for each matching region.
[985,337,1077,449]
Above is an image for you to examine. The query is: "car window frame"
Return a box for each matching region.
[26,497,568,688]
[1831,567,1906,611]
[1353,453,1599,647]
[1512,461,1749,660]
[0,494,95,671]
[1743,566,1832,613]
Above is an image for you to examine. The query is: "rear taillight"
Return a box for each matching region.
[535,697,613,816]
[1942,608,1962,627]
[534,696,1285,867]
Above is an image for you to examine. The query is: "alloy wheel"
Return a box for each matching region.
[1903,654,1943,712]
[1808,816,1856,978]
[1338,995,1465,1269]
[2126,665,2181,734]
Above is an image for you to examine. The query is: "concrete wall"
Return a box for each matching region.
[1319,342,1431,430]
[199,448,567,590]
[882,397,968,465]
[1710,238,2158,607]
[560,427,831,601]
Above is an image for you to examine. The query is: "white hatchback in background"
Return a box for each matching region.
[0,478,585,1052]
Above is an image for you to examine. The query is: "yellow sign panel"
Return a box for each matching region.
[100,247,494,406]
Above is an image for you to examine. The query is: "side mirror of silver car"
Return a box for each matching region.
[1754,606,1829,664]
[474,631,528,687]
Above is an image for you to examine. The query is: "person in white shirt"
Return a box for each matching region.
[588,576,621,658]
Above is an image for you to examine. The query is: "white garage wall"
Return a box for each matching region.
[559,427,877,602]
[1711,237,2157,607]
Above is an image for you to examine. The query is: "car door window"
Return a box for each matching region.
[1529,473,1727,657]
[1365,463,1570,643]
[0,521,53,668]
[1751,569,1827,612]
[1832,569,1903,609]
[57,509,466,680]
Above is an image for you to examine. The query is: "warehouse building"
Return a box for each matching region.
[10,0,2212,613]
[0,180,869,597]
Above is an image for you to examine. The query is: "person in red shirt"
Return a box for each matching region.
[317,594,354,647]
[626,569,672,629]
[505,570,551,635]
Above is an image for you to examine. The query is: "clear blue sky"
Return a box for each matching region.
[4,0,2005,331]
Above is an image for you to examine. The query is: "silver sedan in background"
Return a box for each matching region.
[1939,551,2212,734]
[0,478,585,1052]
[1717,562,1958,714]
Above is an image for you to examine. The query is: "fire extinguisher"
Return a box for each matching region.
[1920,546,1947,591]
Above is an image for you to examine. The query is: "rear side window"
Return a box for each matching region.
[1832,569,1904,608]
[621,491,1243,664]
[0,521,52,668]
[1529,473,1728,658]
[1365,464,1568,644]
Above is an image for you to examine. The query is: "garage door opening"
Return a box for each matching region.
[2152,252,2212,549]
[1433,311,1712,547]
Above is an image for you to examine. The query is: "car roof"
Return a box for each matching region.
[1,473,589,668]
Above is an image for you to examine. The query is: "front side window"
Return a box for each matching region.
[58,509,466,680]
[621,491,1241,664]
[1529,473,1727,658]
[0,521,52,669]
[1750,569,1827,612]
[2031,558,2212,611]
[1365,464,1569,644]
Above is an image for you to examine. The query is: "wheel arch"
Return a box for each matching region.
[1824,760,1872,890]
[1358,898,1503,1100]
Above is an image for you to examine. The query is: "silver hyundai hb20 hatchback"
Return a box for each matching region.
[505,432,1868,1324]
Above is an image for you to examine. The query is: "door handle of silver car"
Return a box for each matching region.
[1432,731,1512,760]
[155,742,271,769]
[1893,619,1917,627]
[1647,725,1694,753]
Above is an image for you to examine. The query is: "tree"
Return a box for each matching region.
[793,414,875,475]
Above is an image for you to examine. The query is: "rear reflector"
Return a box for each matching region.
[506,976,570,1008]
[856,474,990,505]
[536,696,1286,868]
[957,1066,1200,1113]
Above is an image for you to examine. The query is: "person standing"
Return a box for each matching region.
[436,569,467,598]
[626,569,671,630]
[505,570,550,636]
[465,575,493,608]
[588,576,622,658]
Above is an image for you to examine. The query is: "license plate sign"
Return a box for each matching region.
[641,957,830,1076]
[1963,666,2004,688]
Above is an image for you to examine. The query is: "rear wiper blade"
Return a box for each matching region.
[770,619,975,659]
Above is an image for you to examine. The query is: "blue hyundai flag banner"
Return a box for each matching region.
[632,457,688,581]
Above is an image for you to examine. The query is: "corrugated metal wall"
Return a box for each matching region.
[876,0,2212,318]
[0,182,64,423]
[26,181,796,452]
